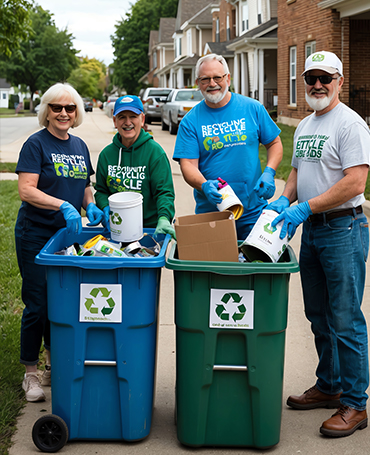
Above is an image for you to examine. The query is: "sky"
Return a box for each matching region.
[35,0,137,66]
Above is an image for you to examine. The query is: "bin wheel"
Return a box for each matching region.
[32,414,68,453]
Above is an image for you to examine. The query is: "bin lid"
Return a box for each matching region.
[165,242,299,275]
[35,227,171,270]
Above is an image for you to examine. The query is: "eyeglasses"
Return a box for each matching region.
[304,75,338,85]
[198,74,227,86]
[48,104,77,113]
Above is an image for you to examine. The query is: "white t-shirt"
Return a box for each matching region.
[292,102,370,210]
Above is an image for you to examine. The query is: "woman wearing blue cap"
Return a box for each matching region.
[95,95,176,238]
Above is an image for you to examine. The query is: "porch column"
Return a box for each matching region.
[240,52,247,96]
[178,67,184,88]
[258,49,264,105]
[253,48,258,98]
[233,53,240,94]
[243,52,250,97]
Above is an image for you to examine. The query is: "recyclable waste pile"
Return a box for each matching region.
[54,234,162,258]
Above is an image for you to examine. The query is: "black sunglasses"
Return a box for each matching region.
[304,75,338,85]
[48,104,77,113]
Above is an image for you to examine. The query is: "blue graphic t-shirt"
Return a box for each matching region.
[173,93,281,225]
[16,128,94,228]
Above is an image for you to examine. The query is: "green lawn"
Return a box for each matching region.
[0,181,25,455]
[0,108,34,118]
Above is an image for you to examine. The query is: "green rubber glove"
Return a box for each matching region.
[154,216,176,240]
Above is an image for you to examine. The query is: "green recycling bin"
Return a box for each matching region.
[166,244,299,449]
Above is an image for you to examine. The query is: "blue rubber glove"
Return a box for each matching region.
[272,201,312,239]
[254,166,276,200]
[201,180,222,205]
[59,201,82,235]
[154,216,176,240]
[86,203,104,226]
[266,195,290,214]
[103,206,111,230]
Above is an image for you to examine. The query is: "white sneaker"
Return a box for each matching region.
[41,365,51,386]
[22,373,46,402]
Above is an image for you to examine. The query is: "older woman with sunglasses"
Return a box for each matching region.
[15,82,104,402]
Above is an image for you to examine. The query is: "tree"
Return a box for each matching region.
[0,0,33,57]
[67,57,106,100]
[2,5,79,110]
[111,0,178,94]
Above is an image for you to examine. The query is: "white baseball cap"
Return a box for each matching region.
[301,51,343,77]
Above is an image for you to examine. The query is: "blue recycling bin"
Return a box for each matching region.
[34,227,170,449]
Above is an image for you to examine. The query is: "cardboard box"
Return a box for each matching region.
[174,211,239,262]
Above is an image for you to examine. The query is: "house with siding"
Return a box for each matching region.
[139,31,159,87]
[155,0,217,88]
[0,78,11,108]
[151,18,177,87]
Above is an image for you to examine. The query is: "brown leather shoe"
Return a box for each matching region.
[287,385,341,410]
[320,405,368,437]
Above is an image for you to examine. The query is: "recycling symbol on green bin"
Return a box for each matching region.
[264,222,277,234]
[215,292,247,322]
[85,287,116,316]
[110,210,122,225]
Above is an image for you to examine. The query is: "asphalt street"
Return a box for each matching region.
[2,109,370,455]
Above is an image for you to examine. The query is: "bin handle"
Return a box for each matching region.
[213,364,248,371]
[84,360,117,366]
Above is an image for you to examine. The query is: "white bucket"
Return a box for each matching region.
[240,209,289,263]
[108,192,143,243]
[216,183,244,220]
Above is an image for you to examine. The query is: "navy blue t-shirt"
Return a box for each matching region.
[16,128,94,228]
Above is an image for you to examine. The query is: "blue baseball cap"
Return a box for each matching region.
[113,95,144,116]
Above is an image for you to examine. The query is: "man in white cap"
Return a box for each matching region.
[269,51,370,437]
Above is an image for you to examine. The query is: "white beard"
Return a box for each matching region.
[203,84,228,104]
[305,88,336,112]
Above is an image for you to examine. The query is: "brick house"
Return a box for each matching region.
[277,0,370,126]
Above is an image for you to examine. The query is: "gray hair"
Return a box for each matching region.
[195,53,230,79]
[38,83,85,128]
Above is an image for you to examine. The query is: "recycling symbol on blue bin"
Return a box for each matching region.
[85,287,116,316]
[215,292,246,322]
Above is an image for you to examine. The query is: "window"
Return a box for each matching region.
[290,46,297,106]
[175,36,182,59]
[153,51,157,69]
[305,41,316,58]
[242,1,249,32]
[257,0,262,25]
[227,14,230,41]
[187,30,192,56]
[2,93,6,100]
[216,18,220,43]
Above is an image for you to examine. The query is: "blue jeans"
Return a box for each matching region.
[15,210,58,365]
[300,212,369,410]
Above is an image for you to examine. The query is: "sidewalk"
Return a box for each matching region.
[4,116,370,455]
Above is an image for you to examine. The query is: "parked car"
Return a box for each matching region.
[161,89,204,135]
[83,98,93,112]
[104,96,119,118]
[34,104,40,114]
[141,87,172,124]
